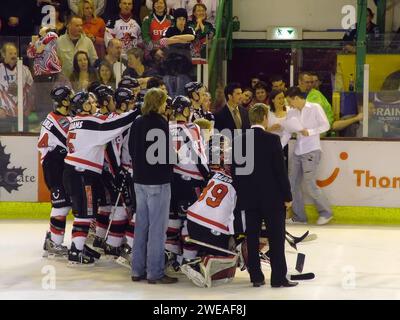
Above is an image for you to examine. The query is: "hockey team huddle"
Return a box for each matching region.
[38,77,307,288]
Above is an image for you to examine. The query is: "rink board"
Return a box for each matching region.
[0,136,399,224]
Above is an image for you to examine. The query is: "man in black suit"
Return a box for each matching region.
[214,83,250,135]
[231,103,297,288]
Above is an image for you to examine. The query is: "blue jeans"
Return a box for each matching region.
[132,183,171,280]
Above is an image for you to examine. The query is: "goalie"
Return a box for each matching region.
[180,134,239,288]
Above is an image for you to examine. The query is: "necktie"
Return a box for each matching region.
[232,107,242,129]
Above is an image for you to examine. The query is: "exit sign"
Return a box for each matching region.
[267,27,302,40]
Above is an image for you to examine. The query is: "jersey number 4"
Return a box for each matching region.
[198,180,228,208]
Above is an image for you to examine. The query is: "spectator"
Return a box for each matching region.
[129,87,177,284]
[79,0,106,57]
[252,81,269,105]
[69,50,98,91]
[267,89,290,147]
[285,86,332,225]
[270,74,287,92]
[97,38,127,83]
[298,71,334,129]
[123,47,158,79]
[141,0,173,49]
[183,0,217,26]
[146,76,168,92]
[69,0,105,16]
[33,1,69,35]
[57,15,98,78]
[162,8,195,74]
[309,72,321,90]
[241,87,253,110]
[343,7,379,53]
[146,0,181,15]
[213,82,250,134]
[97,60,116,88]
[188,3,215,64]
[27,26,68,122]
[0,43,33,132]
[0,0,35,36]
[105,0,142,54]
[249,73,267,90]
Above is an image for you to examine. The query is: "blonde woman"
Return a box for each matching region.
[79,0,106,56]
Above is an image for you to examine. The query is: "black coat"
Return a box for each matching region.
[213,104,250,134]
[231,127,292,212]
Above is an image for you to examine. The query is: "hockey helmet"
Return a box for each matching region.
[184,81,203,98]
[70,91,90,115]
[118,76,140,89]
[50,86,73,107]
[93,84,114,105]
[171,95,191,116]
[114,87,134,111]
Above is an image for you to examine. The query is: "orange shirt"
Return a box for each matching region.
[83,17,106,44]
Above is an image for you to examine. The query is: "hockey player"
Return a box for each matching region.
[39,86,73,259]
[184,81,215,122]
[102,87,137,260]
[180,134,239,288]
[118,76,141,108]
[166,95,210,266]
[63,91,138,266]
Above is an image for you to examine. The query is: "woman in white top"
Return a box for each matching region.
[267,89,291,147]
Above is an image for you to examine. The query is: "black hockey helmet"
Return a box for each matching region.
[184,81,203,98]
[87,81,101,94]
[93,84,114,105]
[171,95,191,115]
[114,87,134,110]
[70,91,90,115]
[118,76,140,89]
[50,86,73,106]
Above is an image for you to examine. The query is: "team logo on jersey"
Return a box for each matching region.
[0,142,25,193]
[58,118,70,129]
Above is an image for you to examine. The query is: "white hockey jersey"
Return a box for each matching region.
[37,111,71,164]
[0,63,33,117]
[187,170,236,235]
[64,110,138,174]
[169,121,209,180]
[105,16,142,53]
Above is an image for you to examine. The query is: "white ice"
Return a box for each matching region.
[1,220,400,300]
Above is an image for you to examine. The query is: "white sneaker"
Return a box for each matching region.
[316,216,333,225]
[285,218,307,225]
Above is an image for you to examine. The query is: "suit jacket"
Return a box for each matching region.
[232,127,292,212]
[213,104,250,134]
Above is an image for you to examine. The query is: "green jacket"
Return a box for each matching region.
[306,89,334,127]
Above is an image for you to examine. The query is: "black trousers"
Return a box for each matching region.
[245,207,287,285]
[187,220,230,257]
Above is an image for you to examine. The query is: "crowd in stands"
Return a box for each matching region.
[0,0,217,132]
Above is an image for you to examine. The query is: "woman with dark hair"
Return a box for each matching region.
[70,50,98,91]
[188,3,215,64]
[252,81,269,105]
[142,0,173,49]
[98,60,116,88]
[267,89,290,147]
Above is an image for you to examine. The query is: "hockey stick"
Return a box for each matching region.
[104,190,122,241]
[285,234,297,250]
[286,230,309,244]
[290,272,315,281]
[185,237,238,257]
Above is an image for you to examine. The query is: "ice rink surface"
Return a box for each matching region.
[1,220,400,300]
